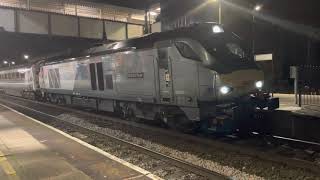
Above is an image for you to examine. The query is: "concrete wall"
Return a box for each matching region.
[105,21,126,41]
[79,18,103,39]
[51,14,78,37]
[127,24,143,38]
[151,22,161,33]
[0,8,15,32]
[18,11,49,34]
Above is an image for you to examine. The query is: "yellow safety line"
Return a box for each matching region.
[0,150,17,176]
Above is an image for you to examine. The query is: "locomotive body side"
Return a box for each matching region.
[0,23,279,134]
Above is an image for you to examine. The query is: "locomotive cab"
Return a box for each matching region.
[158,23,279,133]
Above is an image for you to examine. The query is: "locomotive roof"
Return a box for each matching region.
[42,22,239,65]
[86,22,237,55]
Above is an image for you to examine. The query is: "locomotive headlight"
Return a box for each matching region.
[220,86,231,95]
[212,25,224,33]
[255,81,264,89]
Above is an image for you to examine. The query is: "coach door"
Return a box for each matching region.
[157,46,174,104]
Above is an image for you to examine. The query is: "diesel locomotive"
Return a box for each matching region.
[0,23,279,133]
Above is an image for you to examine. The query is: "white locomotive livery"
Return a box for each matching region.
[0,23,279,133]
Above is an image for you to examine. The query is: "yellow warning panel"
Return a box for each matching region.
[0,150,18,179]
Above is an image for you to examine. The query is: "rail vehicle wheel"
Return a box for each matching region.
[122,107,128,119]
[119,104,130,120]
[173,116,199,134]
[127,108,138,122]
[57,98,66,105]
[156,111,170,128]
[114,107,123,118]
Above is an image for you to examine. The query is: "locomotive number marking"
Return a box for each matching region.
[127,73,144,79]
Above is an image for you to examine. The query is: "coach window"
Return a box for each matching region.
[96,62,105,91]
[89,63,97,90]
[175,42,200,61]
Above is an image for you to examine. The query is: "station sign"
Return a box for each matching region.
[255,53,273,62]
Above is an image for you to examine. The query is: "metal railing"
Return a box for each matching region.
[298,86,320,106]
[293,65,320,106]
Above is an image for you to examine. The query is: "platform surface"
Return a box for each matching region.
[0,105,155,180]
[274,94,301,111]
[274,94,320,117]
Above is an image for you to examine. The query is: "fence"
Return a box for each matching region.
[293,65,320,106]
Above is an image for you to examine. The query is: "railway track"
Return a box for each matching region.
[0,95,228,180]
[0,94,320,179]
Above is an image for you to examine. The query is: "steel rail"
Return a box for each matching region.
[0,97,228,180]
[1,94,320,176]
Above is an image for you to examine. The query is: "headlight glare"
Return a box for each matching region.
[220,86,231,95]
[212,25,224,33]
[255,81,264,89]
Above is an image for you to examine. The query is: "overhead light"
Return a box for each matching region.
[212,25,224,33]
[11,62,15,65]
[23,54,29,60]
[149,11,158,16]
[156,7,161,11]
[3,61,8,64]
[254,5,262,11]
[71,58,76,60]
[86,55,90,58]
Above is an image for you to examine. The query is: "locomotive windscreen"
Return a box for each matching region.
[198,31,258,73]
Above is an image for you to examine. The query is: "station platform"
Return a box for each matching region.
[275,93,320,117]
[0,105,158,180]
[274,94,302,111]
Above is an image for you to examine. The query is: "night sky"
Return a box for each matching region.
[259,0,320,28]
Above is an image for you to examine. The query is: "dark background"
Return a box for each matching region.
[160,0,320,85]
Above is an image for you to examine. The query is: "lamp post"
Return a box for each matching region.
[209,0,222,24]
[218,0,222,24]
[252,4,262,57]
[3,60,15,67]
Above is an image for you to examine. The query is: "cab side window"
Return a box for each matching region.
[175,42,200,61]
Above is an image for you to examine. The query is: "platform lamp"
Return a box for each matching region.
[209,0,222,24]
[23,54,30,60]
[252,4,263,57]
[3,60,15,67]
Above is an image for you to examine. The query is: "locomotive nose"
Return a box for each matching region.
[218,69,264,98]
